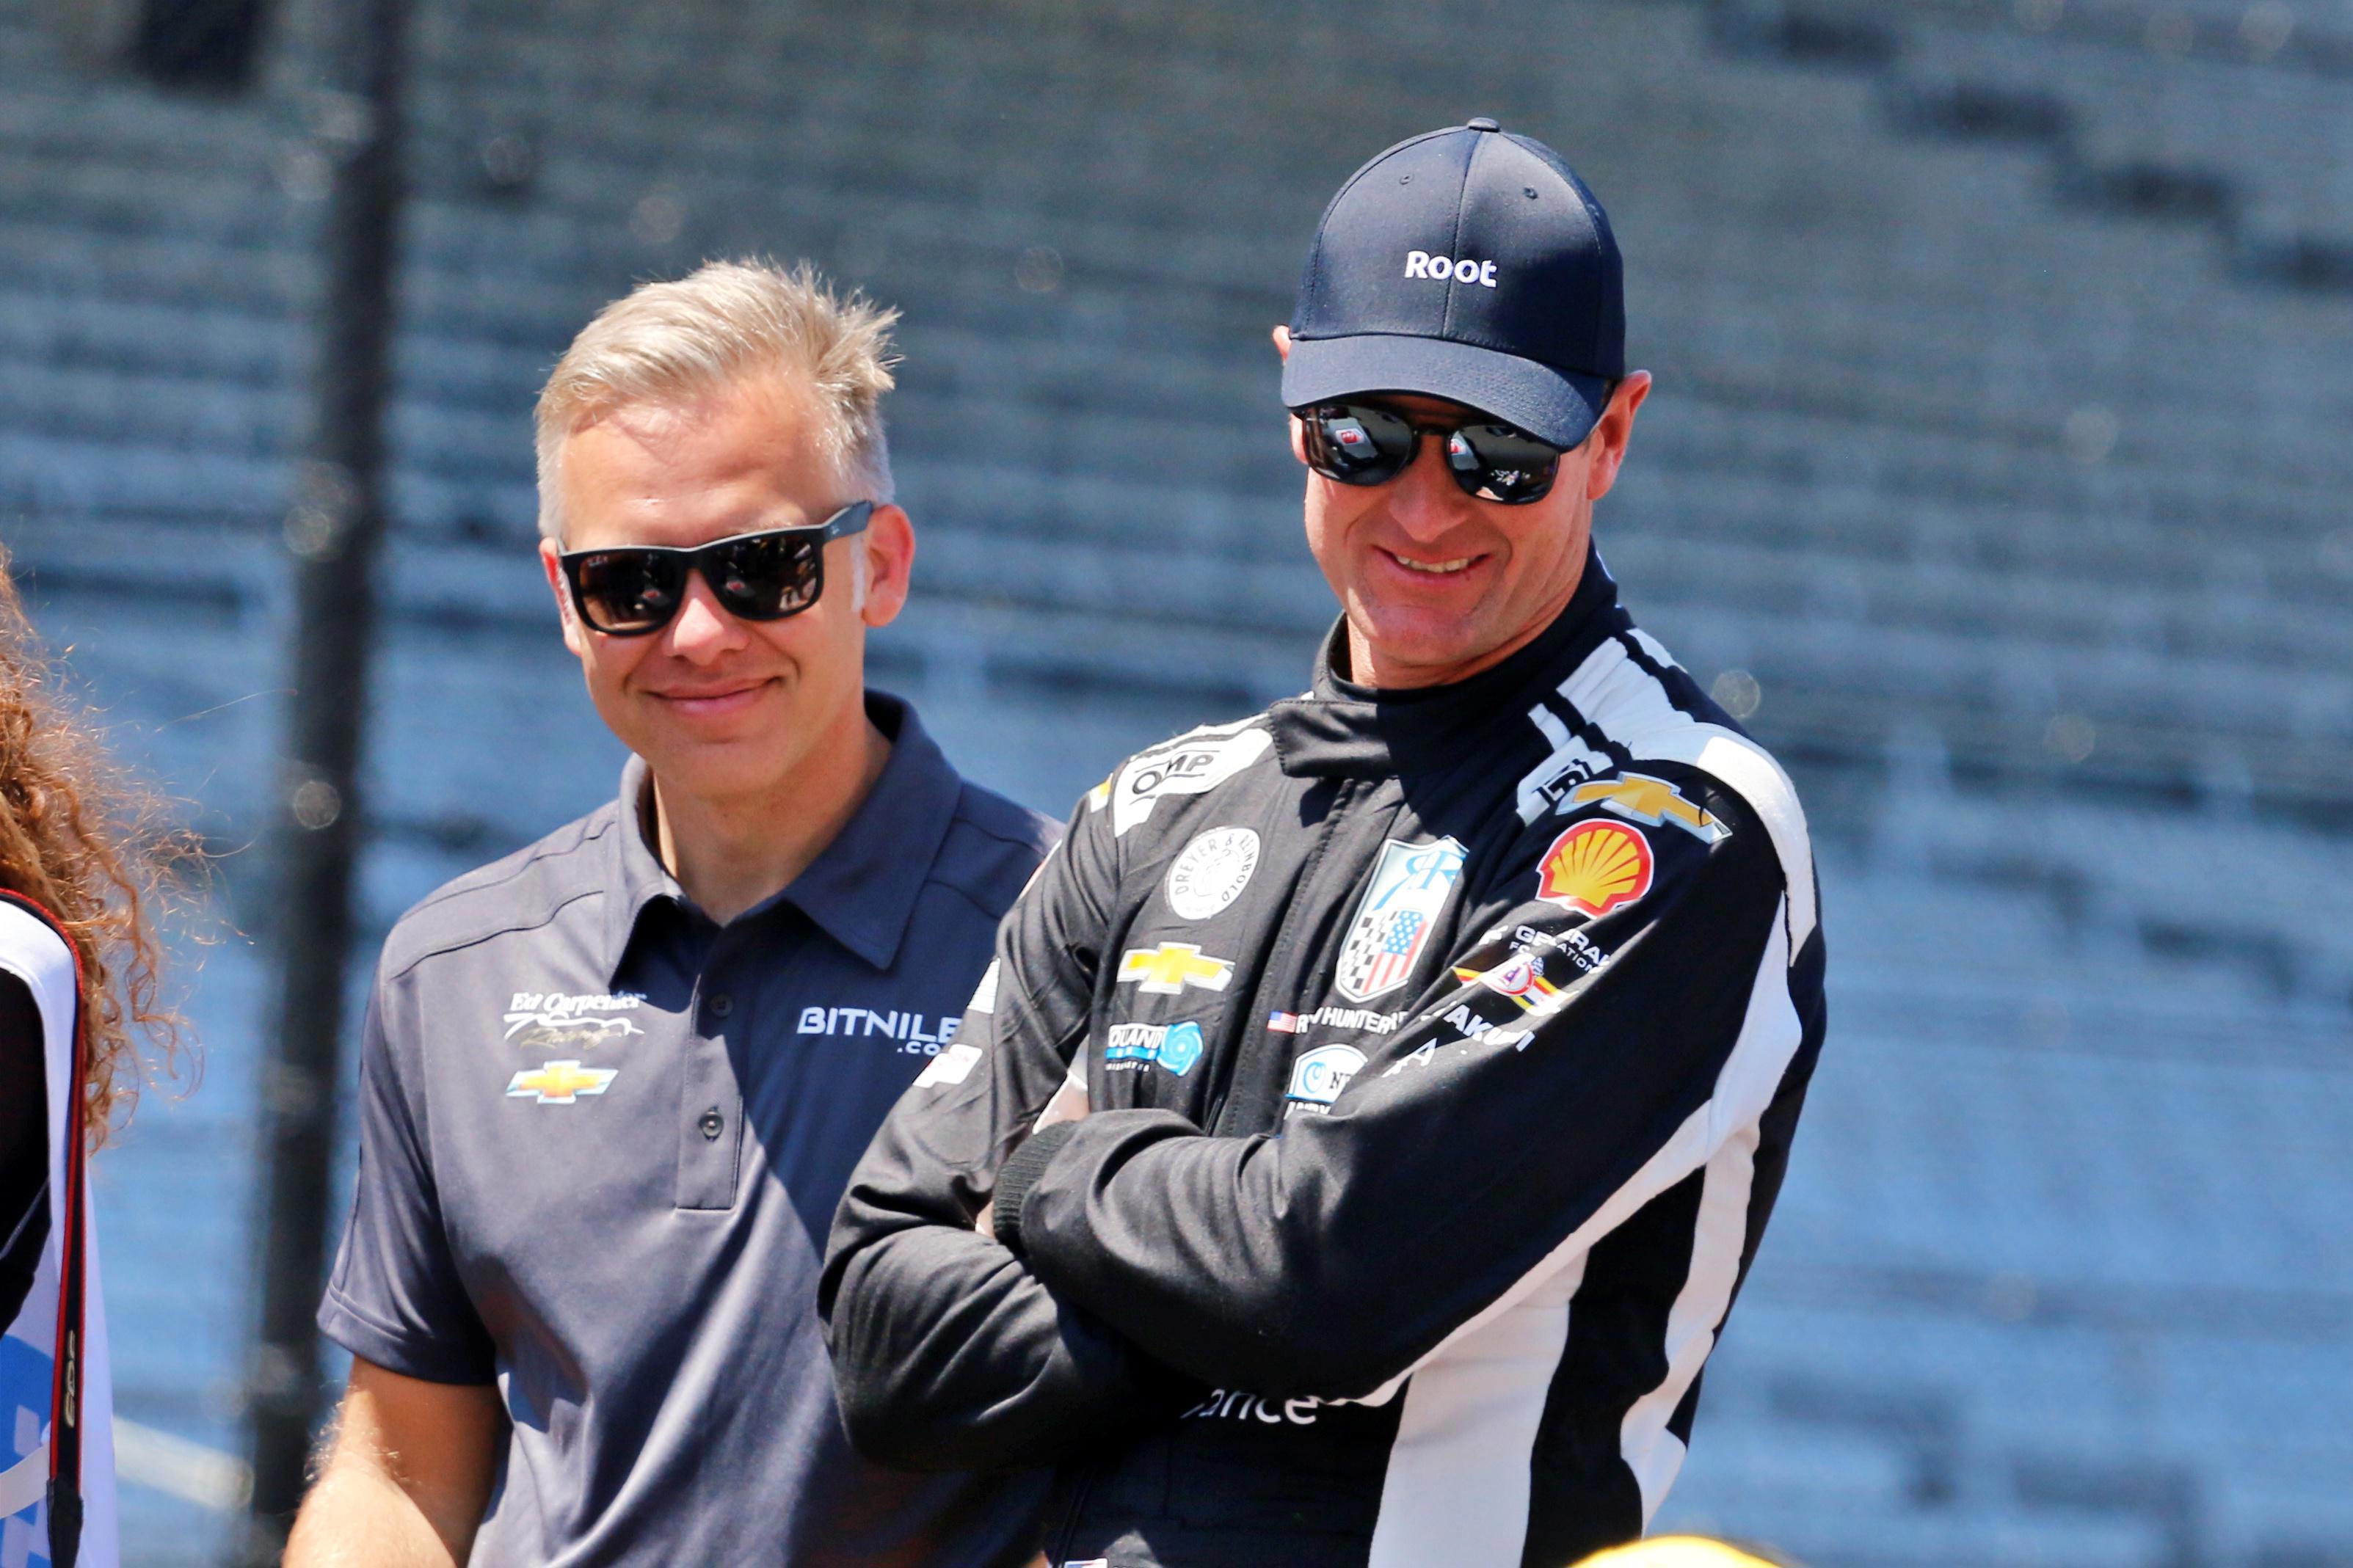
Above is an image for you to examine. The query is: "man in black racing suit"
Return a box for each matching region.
[822,120,1828,1568]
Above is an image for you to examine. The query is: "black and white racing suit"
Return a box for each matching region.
[821,553,1828,1567]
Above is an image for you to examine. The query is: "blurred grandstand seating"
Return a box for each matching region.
[1,0,2349,1561]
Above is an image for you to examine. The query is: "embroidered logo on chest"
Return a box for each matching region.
[1164,827,1261,921]
[502,991,646,1051]
[1332,838,1466,1003]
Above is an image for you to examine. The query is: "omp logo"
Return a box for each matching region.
[1110,725,1273,836]
[1404,249,1498,288]
[1116,944,1235,997]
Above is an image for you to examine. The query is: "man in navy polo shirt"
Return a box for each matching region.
[288,261,1058,1564]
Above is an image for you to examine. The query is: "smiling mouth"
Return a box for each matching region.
[1383,550,1478,576]
[653,680,769,707]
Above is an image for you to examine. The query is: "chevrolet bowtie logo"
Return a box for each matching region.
[1116,943,1236,996]
[506,1060,619,1105]
[1567,773,1729,844]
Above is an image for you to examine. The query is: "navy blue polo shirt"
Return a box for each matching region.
[320,693,1058,1566]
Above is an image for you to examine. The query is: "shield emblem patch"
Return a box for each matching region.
[1332,837,1467,1003]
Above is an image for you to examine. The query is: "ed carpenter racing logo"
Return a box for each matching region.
[1332,838,1466,1002]
[503,991,645,1050]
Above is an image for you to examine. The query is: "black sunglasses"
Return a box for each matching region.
[559,502,874,637]
[1295,401,1567,505]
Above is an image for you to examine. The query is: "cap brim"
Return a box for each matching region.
[1281,332,1610,451]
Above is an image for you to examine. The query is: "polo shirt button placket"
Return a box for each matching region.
[675,975,745,1211]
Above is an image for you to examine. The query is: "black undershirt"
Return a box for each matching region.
[0,970,49,1329]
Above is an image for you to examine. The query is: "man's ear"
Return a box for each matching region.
[540,536,586,657]
[1584,370,1652,503]
[857,504,916,630]
[1273,327,1308,462]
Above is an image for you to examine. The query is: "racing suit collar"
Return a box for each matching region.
[1268,544,1631,779]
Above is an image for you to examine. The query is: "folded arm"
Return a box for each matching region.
[822,798,1185,1470]
[1000,787,1805,1400]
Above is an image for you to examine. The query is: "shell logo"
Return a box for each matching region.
[1535,820,1654,918]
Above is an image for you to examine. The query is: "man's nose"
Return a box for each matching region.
[663,572,749,661]
[1385,433,1475,538]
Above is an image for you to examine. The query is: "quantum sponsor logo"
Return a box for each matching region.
[1563,773,1728,843]
[1102,1021,1206,1077]
[1116,943,1236,997]
[1535,820,1653,919]
[1284,1043,1367,1115]
[797,1005,962,1055]
[1333,837,1467,1003]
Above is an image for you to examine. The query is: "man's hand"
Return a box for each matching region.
[978,1075,1094,1237]
[1032,1073,1091,1134]
[284,1357,503,1567]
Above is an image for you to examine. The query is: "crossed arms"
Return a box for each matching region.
[821,774,1809,1470]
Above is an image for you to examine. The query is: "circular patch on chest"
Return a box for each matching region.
[1164,826,1262,921]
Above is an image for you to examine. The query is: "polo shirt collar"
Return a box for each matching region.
[597,690,961,978]
[777,691,960,971]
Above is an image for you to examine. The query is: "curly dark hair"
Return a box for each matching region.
[0,546,200,1146]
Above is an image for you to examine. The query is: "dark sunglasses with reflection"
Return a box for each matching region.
[558,501,873,636]
[1294,400,1569,505]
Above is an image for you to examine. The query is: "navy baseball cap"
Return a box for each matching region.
[1282,118,1626,451]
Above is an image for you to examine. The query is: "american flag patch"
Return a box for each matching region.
[1268,1010,1306,1034]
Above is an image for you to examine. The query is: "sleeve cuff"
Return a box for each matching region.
[991,1120,1082,1259]
[317,1287,498,1386]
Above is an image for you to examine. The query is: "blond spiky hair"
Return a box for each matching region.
[534,258,901,540]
